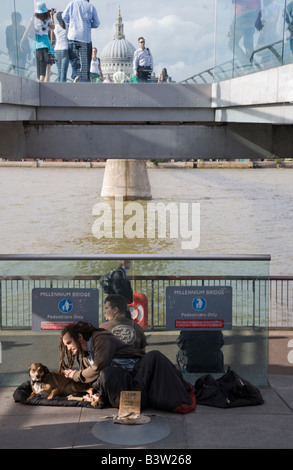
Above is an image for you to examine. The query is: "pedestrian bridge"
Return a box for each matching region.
[1,62,293,160]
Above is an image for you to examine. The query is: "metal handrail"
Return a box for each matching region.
[0,253,279,330]
[179,40,288,84]
[0,254,271,261]
[1,273,290,329]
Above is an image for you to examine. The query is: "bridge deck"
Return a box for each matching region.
[1,64,293,160]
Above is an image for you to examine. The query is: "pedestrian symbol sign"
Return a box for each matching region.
[32,288,99,331]
[58,299,73,313]
[192,297,207,311]
[166,286,232,330]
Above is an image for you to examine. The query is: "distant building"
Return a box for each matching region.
[101,7,135,80]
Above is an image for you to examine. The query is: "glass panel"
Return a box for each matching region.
[253,0,287,71]
[214,0,292,81]
[214,0,235,81]
[0,255,270,386]
[1,1,293,83]
[1,0,16,75]
[284,0,293,64]
[232,0,262,76]
[1,0,36,79]
[1,0,217,83]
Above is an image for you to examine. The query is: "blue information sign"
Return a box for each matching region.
[32,288,99,332]
[166,286,232,330]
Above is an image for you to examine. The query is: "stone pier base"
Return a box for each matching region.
[101,159,152,200]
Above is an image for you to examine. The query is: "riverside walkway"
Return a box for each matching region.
[1,330,293,450]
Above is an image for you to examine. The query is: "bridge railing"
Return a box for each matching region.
[180,39,293,85]
[0,274,290,330]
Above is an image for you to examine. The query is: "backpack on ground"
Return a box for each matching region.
[194,367,264,408]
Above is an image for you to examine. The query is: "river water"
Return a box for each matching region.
[0,167,292,276]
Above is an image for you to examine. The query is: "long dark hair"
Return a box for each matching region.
[56,11,66,29]
[58,322,99,371]
[35,12,50,21]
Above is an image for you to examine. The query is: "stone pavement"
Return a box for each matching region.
[1,374,293,450]
[1,331,293,450]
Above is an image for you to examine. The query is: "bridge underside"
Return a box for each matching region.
[1,65,293,160]
[1,121,293,160]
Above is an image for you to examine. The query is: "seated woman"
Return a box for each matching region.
[59,322,195,413]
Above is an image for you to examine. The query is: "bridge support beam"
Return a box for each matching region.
[101,159,152,200]
[2,69,293,160]
[1,122,293,160]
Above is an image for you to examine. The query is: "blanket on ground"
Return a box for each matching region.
[13,351,196,413]
[13,381,94,407]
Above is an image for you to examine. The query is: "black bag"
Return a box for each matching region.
[137,64,152,81]
[194,367,264,408]
[99,269,115,294]
[176,331,224,373]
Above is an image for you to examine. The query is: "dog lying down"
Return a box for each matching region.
[28,362,99,407]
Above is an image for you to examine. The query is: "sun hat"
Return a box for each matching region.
[35,2,49,14]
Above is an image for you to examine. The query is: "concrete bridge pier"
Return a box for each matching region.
[101,159,152,200]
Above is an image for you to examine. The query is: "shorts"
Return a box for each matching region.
[36,48,53,78]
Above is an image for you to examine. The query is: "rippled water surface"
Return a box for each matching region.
[0,167,292,275]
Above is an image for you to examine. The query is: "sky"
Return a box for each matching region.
[2,0,216,82]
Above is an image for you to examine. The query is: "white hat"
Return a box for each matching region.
[35,2,49,14]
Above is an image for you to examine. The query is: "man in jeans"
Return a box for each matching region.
[62,0,100,82]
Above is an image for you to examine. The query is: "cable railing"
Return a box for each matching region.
[0,274,291,330]
[180,39,292,84]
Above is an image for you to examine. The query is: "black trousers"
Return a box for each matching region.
[137,66,152,82]
[93,350,193,411]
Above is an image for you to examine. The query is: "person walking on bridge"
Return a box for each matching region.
[133,36,153,82]
[62,0,100,82]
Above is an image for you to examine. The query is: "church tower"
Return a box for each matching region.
[100,6,136,80]
[114,5,125,40]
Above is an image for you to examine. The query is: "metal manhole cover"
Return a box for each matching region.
[92,417,171,446]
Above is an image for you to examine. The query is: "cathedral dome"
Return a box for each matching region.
[101,7,135,79]
[102,39,135,61]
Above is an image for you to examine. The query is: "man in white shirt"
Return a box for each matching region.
[133,37,153,82]
[62,0,100,82]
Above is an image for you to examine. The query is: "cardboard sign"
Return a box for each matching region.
[119,391,141,416]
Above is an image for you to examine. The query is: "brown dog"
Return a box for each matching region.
[28,362,93,400]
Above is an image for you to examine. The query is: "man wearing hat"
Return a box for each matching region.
[62,0,100,82]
